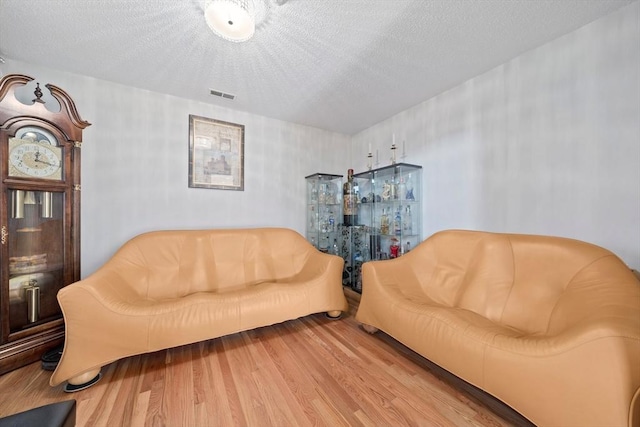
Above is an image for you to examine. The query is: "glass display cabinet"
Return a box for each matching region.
[348,163,422,291]
[305,173,342,253]
[304,166,422,293]
[0,74,90,374]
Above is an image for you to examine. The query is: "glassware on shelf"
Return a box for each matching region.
[394,207,402,236]
[305,173,343,253]
[405,173,415,200]
[328,183,336,204]
[403,205,413,235]
[388,176,395,200]
[390,238,400,258]
[363,243,371,262]
[319,234,329,253]
[380,208,389,235]
[354,162,422,263]
[382,180,391,201]
[398,177,406,201]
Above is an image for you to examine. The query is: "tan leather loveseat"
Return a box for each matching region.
[51,228,348,389]
[356,230,640,427]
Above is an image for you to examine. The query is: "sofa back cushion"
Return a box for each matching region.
[106,228,313,299]
[407,231,509,309]
[419,230,617,334]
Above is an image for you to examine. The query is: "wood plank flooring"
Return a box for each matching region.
[0,289,534,426]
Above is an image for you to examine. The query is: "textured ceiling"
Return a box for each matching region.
[0,0,635,135]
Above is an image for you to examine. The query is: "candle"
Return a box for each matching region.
[368,143,372,154]
[392,133,396,146]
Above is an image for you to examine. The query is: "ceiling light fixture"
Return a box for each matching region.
[204,0,255,43]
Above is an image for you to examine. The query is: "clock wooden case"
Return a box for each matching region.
[0,74,90,374]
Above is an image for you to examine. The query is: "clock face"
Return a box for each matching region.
[8,139,63,180]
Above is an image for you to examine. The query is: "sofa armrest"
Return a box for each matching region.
[546,255,640,338]
[360,253,436,302]
[59,261,149,306]
[356,254,437,329]
[286,250,344,283]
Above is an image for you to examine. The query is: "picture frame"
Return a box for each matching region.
[188,115,245,190]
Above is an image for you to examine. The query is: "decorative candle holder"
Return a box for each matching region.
[390,143,397,165]
[367,152,373,170]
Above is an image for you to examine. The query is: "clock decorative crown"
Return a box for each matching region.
[0,74,90,141]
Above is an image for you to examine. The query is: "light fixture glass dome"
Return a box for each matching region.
[205,0,255,42]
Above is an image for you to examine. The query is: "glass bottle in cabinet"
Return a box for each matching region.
[354,162,422,263]
[305,173,342,252]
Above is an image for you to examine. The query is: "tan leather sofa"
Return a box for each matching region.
[356,230,640,427]
[51,228,348,389]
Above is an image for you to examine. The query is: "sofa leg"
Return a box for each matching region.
[325,310,342,319]
[63,368,102,393]
[361,324,379,334]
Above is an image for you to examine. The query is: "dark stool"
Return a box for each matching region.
[41,344,64,371]
[0,400,76,427]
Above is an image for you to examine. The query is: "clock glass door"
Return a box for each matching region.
[7,190,65,333]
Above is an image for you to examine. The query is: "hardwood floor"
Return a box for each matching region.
[0,288,534,426]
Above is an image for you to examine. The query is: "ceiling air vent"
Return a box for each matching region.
[210,89,236,100]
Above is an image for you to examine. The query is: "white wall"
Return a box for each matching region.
[1,60,352,276]
[352,2,640,268]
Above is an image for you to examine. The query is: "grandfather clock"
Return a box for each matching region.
[0,74,90,374]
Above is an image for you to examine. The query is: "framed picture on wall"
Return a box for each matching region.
[188,115,245,190]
